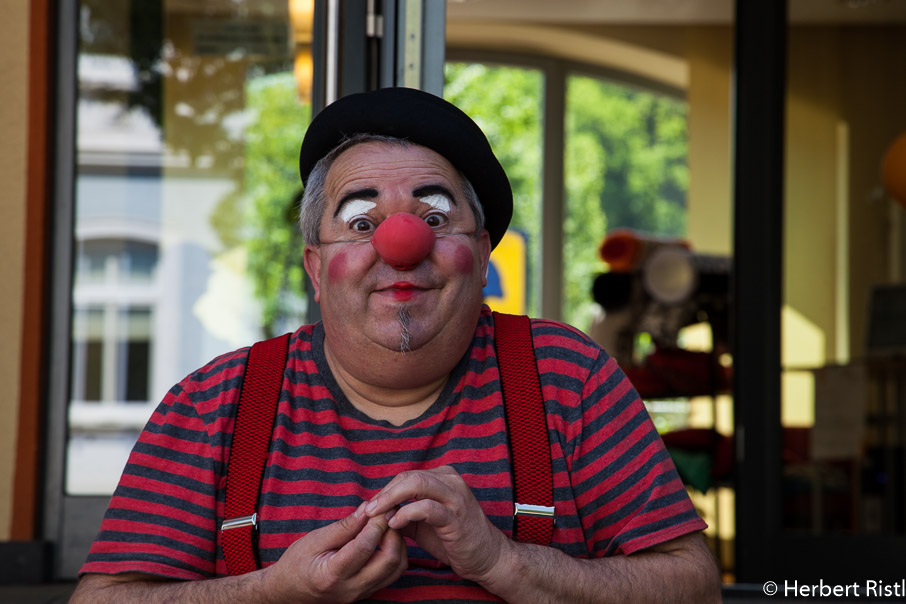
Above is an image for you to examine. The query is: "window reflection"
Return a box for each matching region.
[68,0,311,495]
[76,239,158,283]
[71,306,152,403]
[444,62,544,317]
[565,74,689,331]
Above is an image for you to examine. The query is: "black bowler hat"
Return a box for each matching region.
[298,87,513,250]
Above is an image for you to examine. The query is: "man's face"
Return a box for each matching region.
[304,141,492,356]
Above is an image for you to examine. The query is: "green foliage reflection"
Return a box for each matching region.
[443,63,687,332]
[242,73,310,337]
[565,75,688,330]
[444,63,544,317]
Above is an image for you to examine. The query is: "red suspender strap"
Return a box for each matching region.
[222,332,290,576]
[492,311,555,546]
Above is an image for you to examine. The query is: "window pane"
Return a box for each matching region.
[70,307,105,402]
[76,239,159,284]
[563,73,734,572]
[780,20,906,537]
[564,74,689,331]
[118,308,152,402]
[67,0,311,495]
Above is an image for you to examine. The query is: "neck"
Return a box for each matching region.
[323,339,452,425]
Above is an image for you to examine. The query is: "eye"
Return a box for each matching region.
[424,213,448,228]
[351,218,375,232]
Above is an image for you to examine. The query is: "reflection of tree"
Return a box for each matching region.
[80,0,165,127]
[81,2,309,336]
[444,63,544,316]
[567,76,687,236]
[565,76,688,329]
[81,0,270,171]
[241,73,310,338]
[444,63,688,330]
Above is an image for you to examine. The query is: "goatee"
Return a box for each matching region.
[397,305,412,353]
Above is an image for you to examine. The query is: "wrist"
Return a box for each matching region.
[474,535,522,597]
[258,562,291,604]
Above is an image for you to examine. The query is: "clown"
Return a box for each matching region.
[73,88,720,604]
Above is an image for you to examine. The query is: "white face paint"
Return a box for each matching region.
[419,193,451,213]
[339,199,377,224]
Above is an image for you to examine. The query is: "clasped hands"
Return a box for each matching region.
[262,465,510,604]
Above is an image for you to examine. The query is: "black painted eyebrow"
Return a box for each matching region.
[333,188,379,218]
[413,185,458,205]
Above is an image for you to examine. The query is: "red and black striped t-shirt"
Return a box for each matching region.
[80,306,706,600]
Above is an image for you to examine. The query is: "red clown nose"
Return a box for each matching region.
[371,212,437,270]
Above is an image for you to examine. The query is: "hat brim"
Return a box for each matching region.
[298,87,513,250]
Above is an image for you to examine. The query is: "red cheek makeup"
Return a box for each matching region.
[327,250,349,283]
[454,243,475,274]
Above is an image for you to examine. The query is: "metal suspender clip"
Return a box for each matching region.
[221,513,258,532]
[514,503,555,521]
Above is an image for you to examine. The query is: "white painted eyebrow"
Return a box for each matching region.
[419,193,451,213]
[339,199,377,223]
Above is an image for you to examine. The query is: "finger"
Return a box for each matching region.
[326,512,392,580]
[357,528,409,591]
[365,470,455,517]
[386,499,451,531]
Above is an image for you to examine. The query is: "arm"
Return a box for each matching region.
[70,504,408,604]
[365,466,721,603]
[481,530,720,603]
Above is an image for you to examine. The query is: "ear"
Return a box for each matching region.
[478,230,492,288]
[303,245,323,304]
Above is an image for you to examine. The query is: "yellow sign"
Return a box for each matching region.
[483,229,527,315]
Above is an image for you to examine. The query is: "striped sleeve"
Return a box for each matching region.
[533,319,706,557]
[79,347,248,579]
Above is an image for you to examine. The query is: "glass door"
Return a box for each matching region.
[49,0,448,580]
[775,2,906,581]
[734,0,906,585]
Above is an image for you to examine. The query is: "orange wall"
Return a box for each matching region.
[0,0,32,541]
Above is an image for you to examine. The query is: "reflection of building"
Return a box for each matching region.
[67,55,261,494]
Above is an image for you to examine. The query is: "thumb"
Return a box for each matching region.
[306,502,370,553]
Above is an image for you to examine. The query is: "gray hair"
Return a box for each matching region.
[298,134,485,245]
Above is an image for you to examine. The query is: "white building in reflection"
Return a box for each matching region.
[68,54,262,493]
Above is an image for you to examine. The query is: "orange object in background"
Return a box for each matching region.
[599,229,644,272]
[598,228,690,272]
[882,131,906,206]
